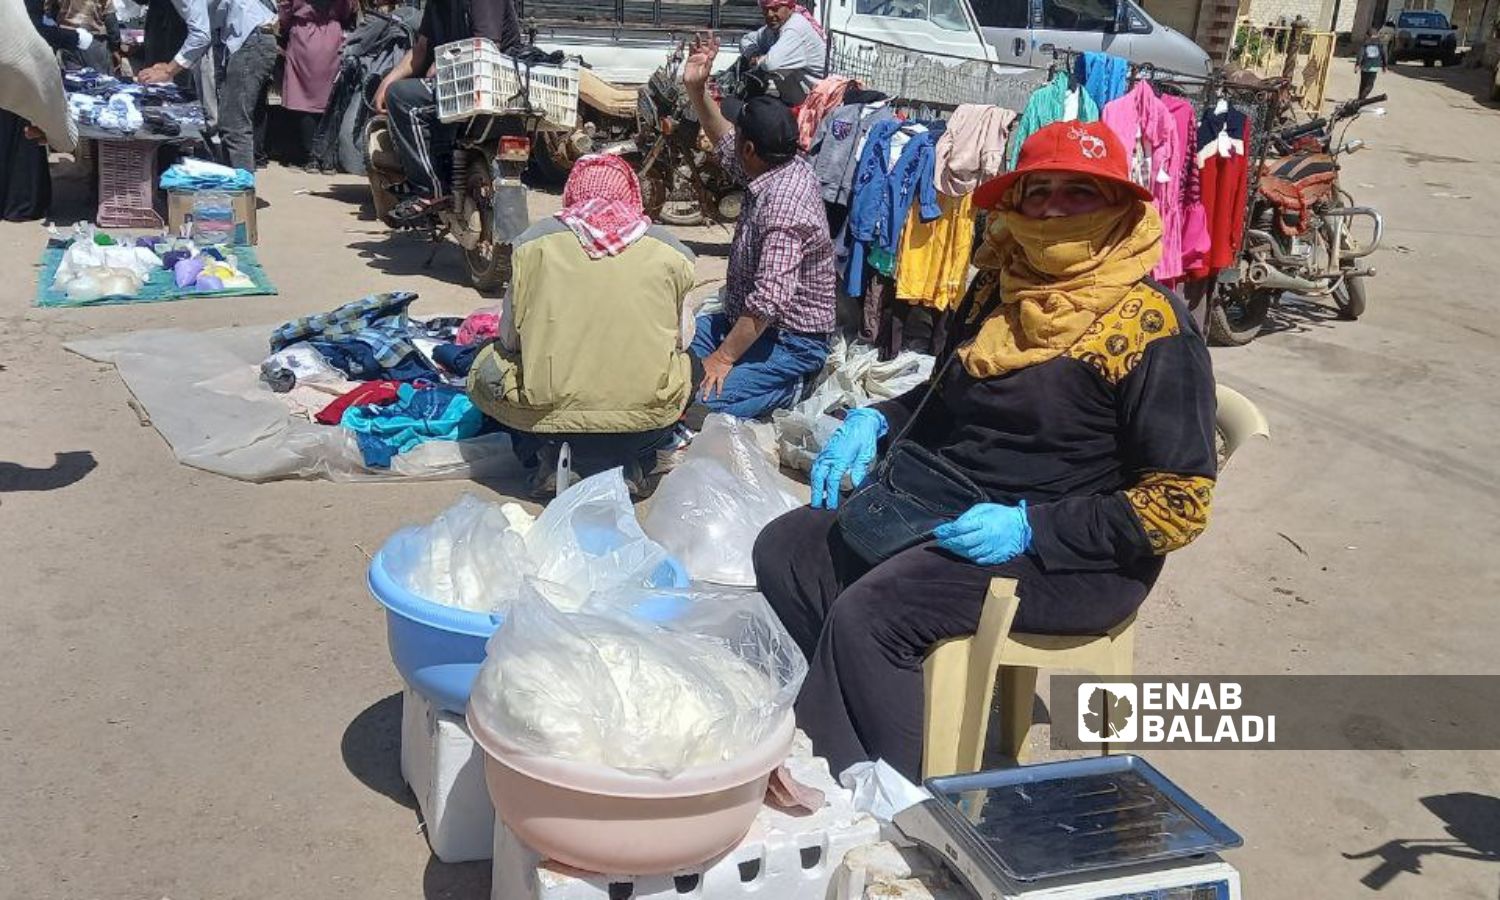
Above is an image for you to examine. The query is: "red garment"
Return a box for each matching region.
[796,76,854,150]
[315,380,403,426]
[1189,116,1251,279]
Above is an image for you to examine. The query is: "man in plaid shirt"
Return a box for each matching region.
[684,33,836,420]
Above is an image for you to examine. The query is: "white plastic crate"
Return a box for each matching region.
[435,39,580,128]
[492,741,882,900]
[400,688,495,863]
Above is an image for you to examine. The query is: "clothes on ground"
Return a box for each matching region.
[160,158,254,191]
[260,344,352,393]
[716,129,838,336]
[271,291,437,382]
[1075,50,1129,109]
[279,0,356,113]
[1007,71,1099,170]
[432,341,484,377]
[1188,106,1250,279]
[894,191,975,313]
[933,103,1015,197]
[467,218,696,434]
[456,308,501,345]
[689,311,829,419]
[342,382,484,468]
[315,379,402,425]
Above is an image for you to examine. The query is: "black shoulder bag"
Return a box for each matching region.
[834,283,1004,566]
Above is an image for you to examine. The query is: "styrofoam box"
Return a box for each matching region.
[492,739,882,900]
[400,687,495,863]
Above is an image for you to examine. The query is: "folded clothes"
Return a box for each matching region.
[160,158,255,191]
[315,379,405,426]
[271,292,436,382]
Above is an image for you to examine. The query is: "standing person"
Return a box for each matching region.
[279,0,355,171]
[681,32,836,420]
[737,0,827,105]
[137,0,279,173]
[752,121,1217,780]
[467,155,697,495]
[373,0,523,223]
[1356,28,1388,99]
[46,0,121,72]
[1,0,85,221]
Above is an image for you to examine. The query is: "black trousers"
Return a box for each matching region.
[752,507,1157,780]
[1358,70,1378,100]
[508,426,676,477]
[386,77,454,199]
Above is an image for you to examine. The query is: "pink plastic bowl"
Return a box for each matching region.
[466,710,795,875]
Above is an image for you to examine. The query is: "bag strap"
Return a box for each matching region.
[886,276,1005,445]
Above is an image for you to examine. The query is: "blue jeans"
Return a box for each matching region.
[690,313,830,419]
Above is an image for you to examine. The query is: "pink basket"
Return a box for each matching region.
[95,140,163,229]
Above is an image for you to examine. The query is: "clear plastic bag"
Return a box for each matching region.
[383,469,671,613]
[382,494,536,613]
[469,579,809,776]
[642,415,802,586]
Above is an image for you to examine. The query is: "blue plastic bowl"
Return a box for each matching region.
[368,528,690,714]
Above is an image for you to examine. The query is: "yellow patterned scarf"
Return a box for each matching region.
[959,199,1164,379]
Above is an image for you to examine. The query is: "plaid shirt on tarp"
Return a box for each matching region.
[717,131,838,335]
[270,291,423,370]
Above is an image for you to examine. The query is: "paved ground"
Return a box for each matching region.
[2,62,1498,899]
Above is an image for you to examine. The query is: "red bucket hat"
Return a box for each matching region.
[974,120,1154,210]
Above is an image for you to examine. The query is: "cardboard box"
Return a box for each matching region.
[166,188,258,245]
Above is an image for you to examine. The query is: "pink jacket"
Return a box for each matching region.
[1102,82,1187,282]
[934,104,1017,197]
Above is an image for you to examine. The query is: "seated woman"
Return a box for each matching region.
[467,156,697,492]
[752,121,1218,780]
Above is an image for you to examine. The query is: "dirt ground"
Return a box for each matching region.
[2,62,1498,899]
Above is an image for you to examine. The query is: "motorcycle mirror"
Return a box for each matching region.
[1369,107,1388,117]
[1341,139,1367,154]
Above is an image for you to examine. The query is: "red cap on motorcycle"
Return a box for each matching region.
[974,120,1154,210]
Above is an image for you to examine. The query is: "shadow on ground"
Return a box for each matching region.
[1388,59,1497,107]
[0,451,97,492]
[424,856,491,900]
[348,236,476,290]
[1344,792,1500,891]
[342,692,416,810]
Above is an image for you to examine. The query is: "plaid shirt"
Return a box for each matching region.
[271,292,425,372]
[717,132,837,335]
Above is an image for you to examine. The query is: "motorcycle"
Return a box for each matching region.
[366,113,539,293]
[1207,93,1388,346]
[633,45,747,227]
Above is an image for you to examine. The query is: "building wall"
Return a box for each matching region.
[1242,0,1356,29]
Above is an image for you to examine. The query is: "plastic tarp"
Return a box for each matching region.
[65,326,525,483]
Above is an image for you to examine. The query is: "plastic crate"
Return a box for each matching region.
[96,139,162,229]
[434,39,579,128]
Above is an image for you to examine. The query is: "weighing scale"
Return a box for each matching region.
[893,755,1244,900]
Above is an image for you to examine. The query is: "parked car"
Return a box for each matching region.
[1393,9,1460,66]
[971,0,1212,77]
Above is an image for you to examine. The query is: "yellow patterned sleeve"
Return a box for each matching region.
[1125,472,1216,555]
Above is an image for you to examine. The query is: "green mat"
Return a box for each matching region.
[35,240,279,308]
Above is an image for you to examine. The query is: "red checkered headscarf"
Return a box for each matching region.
[760,0,826,38]
[555,155,651,259]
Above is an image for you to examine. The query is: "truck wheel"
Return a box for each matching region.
[1207,286,1274,346]
[1333,276,1367,321]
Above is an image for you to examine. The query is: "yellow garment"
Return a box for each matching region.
[1063,283,1182,384]
[894,192,975,312]
[959,200,1164,379]
[1126,472,1215,554]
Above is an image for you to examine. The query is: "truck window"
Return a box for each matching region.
[857,0,928,19]
[1042,0,1116,30]
[929,0,973,30]
[720,0,769,30]
[970,0,1029,28]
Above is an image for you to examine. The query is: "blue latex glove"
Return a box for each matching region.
[810,407,888,509]
[933,501,1033,566]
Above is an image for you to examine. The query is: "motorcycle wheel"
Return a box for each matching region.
[1333,275,1367,320]
[459,158,511,294]
[1207,285,1274,346]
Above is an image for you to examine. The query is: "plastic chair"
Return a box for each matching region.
[920,383,1270,779]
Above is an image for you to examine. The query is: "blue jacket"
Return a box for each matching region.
[844,121,947,298]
